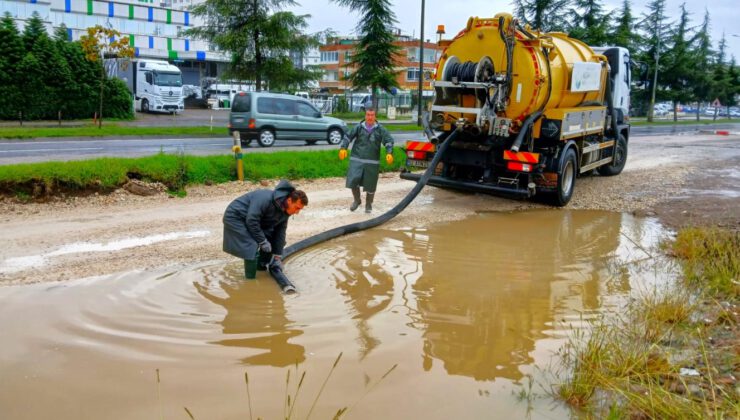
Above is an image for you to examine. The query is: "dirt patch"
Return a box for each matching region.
[651,156,740,231]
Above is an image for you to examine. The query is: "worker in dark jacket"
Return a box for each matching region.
[339,107,394,213]
[222,180,307,282]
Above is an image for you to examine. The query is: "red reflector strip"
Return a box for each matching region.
[406,151,426,159]
[248,119,256,129]
[405,141,435,152]
[507,161,532,172]
[503,150,539,163]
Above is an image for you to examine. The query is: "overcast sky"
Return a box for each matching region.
[291,0,740,62]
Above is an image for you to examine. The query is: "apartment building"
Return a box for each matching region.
[318,34,442,96]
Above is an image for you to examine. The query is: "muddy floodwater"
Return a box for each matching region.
[0,210,677,419]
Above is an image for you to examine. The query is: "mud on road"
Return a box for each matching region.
[1,133,738,285]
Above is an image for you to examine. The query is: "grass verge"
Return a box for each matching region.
[0,147,408,198]
[0,124,224,139]
[556,227,739,418]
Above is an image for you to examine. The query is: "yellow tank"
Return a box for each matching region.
[433,12,608,128]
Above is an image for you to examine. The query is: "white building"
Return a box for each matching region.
[0,0,228,85]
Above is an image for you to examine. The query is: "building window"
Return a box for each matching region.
[407,48,418,62]
[320,51,338,63]
[407,67,420,81]
[322,71,338,82]
[343,50,352,61]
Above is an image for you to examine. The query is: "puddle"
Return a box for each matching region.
[0,210,678,419]
[0,230,211,274]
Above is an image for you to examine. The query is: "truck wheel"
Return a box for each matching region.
[141,99,150,113]
[327,128,343,145]
[257,129,275,147]
[552,148,577,206]
[597,134,628,176]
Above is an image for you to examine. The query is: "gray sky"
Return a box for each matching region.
[291,0,740,62]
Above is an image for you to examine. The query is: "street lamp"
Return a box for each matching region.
[417,0,425,126]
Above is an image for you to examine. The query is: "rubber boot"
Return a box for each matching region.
[350,187,361,212]
[365,192,374,214]
[244,259,258,279]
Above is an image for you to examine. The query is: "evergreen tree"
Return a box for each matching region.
[610,0,639,52]
[330,0,402,107]
[17,51,48,120]
[725,57,739,113]
[690,9,713,120]
[567,0,610,46]
[513,0,570,32]
[186,0,319,91]
[32,33,74,119]
[709,35,732,119]
[0,13,24,119]
[661,3,694,121]
[22,12,47,52]
[638,0,672,121]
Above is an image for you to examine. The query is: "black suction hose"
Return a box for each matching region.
[276,130,459,290]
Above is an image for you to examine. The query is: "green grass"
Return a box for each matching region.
[0,124,224,139]
[670,227,740,296]
[555,226,740,418]
[0,147,408,197]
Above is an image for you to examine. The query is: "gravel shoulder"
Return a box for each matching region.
[1,133,738,285]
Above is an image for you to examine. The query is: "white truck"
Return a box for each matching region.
[114,59,184,114]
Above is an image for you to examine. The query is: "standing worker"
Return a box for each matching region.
[338,107,395,213]
[222,180,308,284]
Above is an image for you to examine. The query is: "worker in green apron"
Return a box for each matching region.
[338,108,395,213]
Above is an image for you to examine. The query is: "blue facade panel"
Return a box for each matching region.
[148,36,153,49]
[147,7,153,22]
[108,2,113,17]
[196,51,205,61]
[184,40,189,51]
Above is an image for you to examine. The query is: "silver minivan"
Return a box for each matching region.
[228,92,347,147]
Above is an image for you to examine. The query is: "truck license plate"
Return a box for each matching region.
[407,159,430,168]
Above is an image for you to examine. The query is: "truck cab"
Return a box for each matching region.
[135,60,184,114]
[592,47,631,124]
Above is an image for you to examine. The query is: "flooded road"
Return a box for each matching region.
[0,210,677,419]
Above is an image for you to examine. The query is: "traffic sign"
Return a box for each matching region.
[712,98,722,107]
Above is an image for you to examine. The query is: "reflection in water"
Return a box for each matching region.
[325,210,630,382]
[411,211,625,381]
[330,244,394,359]
[195,266,305,367]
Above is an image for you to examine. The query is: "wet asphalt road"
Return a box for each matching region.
[1,123,738,165]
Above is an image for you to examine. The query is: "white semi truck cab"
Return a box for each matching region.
[134,60,184,114]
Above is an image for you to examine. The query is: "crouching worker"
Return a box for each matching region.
[222,180,307,292]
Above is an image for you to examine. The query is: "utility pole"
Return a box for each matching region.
[417,0,425,126]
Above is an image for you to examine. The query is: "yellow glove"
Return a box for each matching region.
[385,153,394,165]
[339,149,348,160]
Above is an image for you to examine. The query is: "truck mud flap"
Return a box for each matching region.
[400,172,531,197]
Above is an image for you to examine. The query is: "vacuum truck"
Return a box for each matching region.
[401,13,631,206]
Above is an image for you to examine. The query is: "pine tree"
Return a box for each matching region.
[661,3,694,121]
[610,0,639,52]
[567,0,610,46]
[330,0,402,107]
[709,35,732,120]
[513,0,571,32]
[0,13,24,119]
[186,0,319,91]
[690,9,713,121]
[638,0,672,121]
[22,12,47,52]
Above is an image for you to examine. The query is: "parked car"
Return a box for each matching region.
[229,92,348,147]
